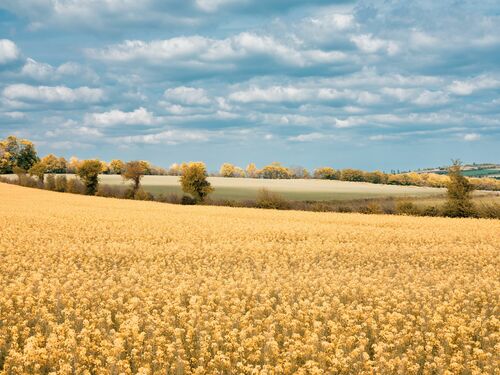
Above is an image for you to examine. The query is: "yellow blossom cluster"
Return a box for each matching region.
[0,183,499,374]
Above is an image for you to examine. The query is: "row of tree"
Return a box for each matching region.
[2,135,500,192]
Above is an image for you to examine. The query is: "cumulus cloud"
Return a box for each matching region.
[20,58,100,83]
[288,132,331,142]
[163,87,211,105]
[84,108,155,127]
[447,76,500,96]
[2,84,104,103]
[116,129,210,145]
[350,34,399,55]
[0,39,21,64]
[463,133,481,141]
[87,32,347,69]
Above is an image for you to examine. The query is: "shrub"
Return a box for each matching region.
[45,174,56,191]
[156,193,182,204]
[67,178,86,194]
[134,188,153,201]
[443,160,475,217]
[54,175,67,192]
[76,160,103,195]
[360,202,383,214]
[422,206,440,217]
[476,203,500,219]
[255,188,291,210]
[181,195,197,205]
[96,184,128,198]
[396,201,420,216]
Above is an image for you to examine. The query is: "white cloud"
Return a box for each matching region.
[195,0,243,12]
[3,111,26,119]
[117,130,210,145]
[463,133,480,141]
[85,107,154,127]
[88,32,346,68]
[229,85,381,105]
[163,86,211,105]
[0,39,21,64]
[410,30,439,48]
[413,90,449,106]
[21,58,100,83]
[351,34,399,55]
[21,58,54,80]
[2,84,104,103]
[289,132,329,142]
[229,86,310,103]
[447,76,500,96]
[313,14,355,31]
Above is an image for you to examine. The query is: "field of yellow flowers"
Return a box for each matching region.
[0,183,499,374]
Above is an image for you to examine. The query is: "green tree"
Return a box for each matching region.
[28,161,47,183]
[121,161,147,194]
[76,159,102,195]
[180,162,214,202]
[443,160,475,217]
[0,135,39,173]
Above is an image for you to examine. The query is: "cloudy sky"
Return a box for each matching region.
[0,0,499,171]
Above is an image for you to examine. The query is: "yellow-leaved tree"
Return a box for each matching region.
[180,162,214,202]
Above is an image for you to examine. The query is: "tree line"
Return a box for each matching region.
[2,135,500,194]
[1,135,497,218]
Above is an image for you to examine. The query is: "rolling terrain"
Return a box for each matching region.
[1,183,499,373]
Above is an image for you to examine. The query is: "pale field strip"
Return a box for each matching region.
[102,175,445,195]
[0,183,499,374]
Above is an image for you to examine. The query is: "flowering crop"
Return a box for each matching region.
[0,183,499,374]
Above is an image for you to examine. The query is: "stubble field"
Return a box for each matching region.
[0,183,499,374]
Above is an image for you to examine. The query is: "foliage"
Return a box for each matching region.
[45,174,56,191]
[1,182,499,374]
[259,162,292,179]
[109,159,125,174]
[76,159,103,195]
[0,135,39,173]
[55,175,68,192]
[219,163,245,177]
[40,154,67,173]
[180,162,214,202]
[443,160,475,217]
[28,161,47,183]
[313,167,340,180]
[122,161,147,193]
[340,168,366,182]
[245,163,258,178]
[255,188,291,209]
[289,166,310,179]
[66,177,86,194]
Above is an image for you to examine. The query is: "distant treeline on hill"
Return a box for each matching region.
[1,135,500,191]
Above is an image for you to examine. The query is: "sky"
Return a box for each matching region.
[0,0,499,172]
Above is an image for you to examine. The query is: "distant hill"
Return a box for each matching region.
[415,163,500,179]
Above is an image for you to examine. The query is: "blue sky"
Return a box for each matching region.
[0,0,499,171]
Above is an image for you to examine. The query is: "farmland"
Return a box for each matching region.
[1,183,499,374]
[90,174,447,201]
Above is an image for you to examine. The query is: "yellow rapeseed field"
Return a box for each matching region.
[0,183,499,374]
